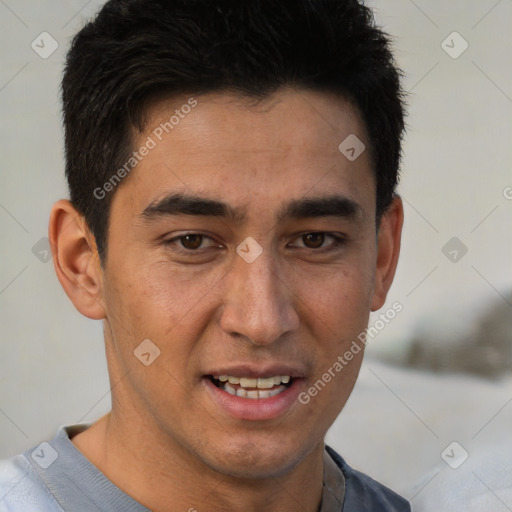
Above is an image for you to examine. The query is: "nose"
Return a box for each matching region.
[219,249,300,346]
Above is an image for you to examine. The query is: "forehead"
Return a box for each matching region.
[114,88,374,218]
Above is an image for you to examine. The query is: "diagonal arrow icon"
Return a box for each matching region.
[236,237,263,263]
[441,441,468,469]
[31,32,59,59]
[134,339,161,366]
[442,237,467,263]
[338,134,365,161]
[441,32,468,59]
[32,237,53,263]
[31,442,58,468]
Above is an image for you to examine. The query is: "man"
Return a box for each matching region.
[0,0,409,510]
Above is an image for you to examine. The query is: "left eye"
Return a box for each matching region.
[167,234,218,251]
[179,234,205,250]
[290,232,343,249]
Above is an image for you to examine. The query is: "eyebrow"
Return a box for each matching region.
[278,196,362,222]
[141,193,244,222]
[140,193,362,223]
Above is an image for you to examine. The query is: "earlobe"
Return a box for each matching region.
[370,196,404,312]
[49,199,106,320]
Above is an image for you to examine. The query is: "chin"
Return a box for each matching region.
[201,436,313,480]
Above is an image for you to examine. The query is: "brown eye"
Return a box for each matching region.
[302,233,325,248]
[180,234,204,250]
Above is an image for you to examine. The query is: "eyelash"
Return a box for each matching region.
[163,232,346,253]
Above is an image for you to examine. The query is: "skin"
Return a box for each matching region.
[49,88,403,512]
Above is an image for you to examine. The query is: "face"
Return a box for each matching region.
[99,89,390,478]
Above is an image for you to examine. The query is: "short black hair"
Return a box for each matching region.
[62,0,406,260]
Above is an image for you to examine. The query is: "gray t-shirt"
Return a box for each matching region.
[0,425,410,511]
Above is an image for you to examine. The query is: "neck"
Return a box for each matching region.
[72,411,325,512]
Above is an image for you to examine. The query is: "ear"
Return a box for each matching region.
[371,196,404,311]
[49,199,106,320]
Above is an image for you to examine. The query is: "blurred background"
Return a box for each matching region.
[1,0,511,508]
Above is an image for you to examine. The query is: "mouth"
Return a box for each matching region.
[208,374,293,399]
[203,369,304,421]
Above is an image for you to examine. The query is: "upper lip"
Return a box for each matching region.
[205,363,306,379]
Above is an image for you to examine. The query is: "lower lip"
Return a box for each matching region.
[203,377,304,421]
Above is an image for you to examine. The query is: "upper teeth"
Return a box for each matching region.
[215,375,291,388]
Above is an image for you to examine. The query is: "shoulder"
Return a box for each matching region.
[326,446,411,512]
[0,454,63,512]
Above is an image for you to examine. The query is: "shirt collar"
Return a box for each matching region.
[320,446,346,511]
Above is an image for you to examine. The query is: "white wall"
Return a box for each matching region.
[0,0,511,490]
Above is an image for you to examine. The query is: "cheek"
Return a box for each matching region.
[106,258,226,340]
[291,261,375,336]
[102,263,209,405]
